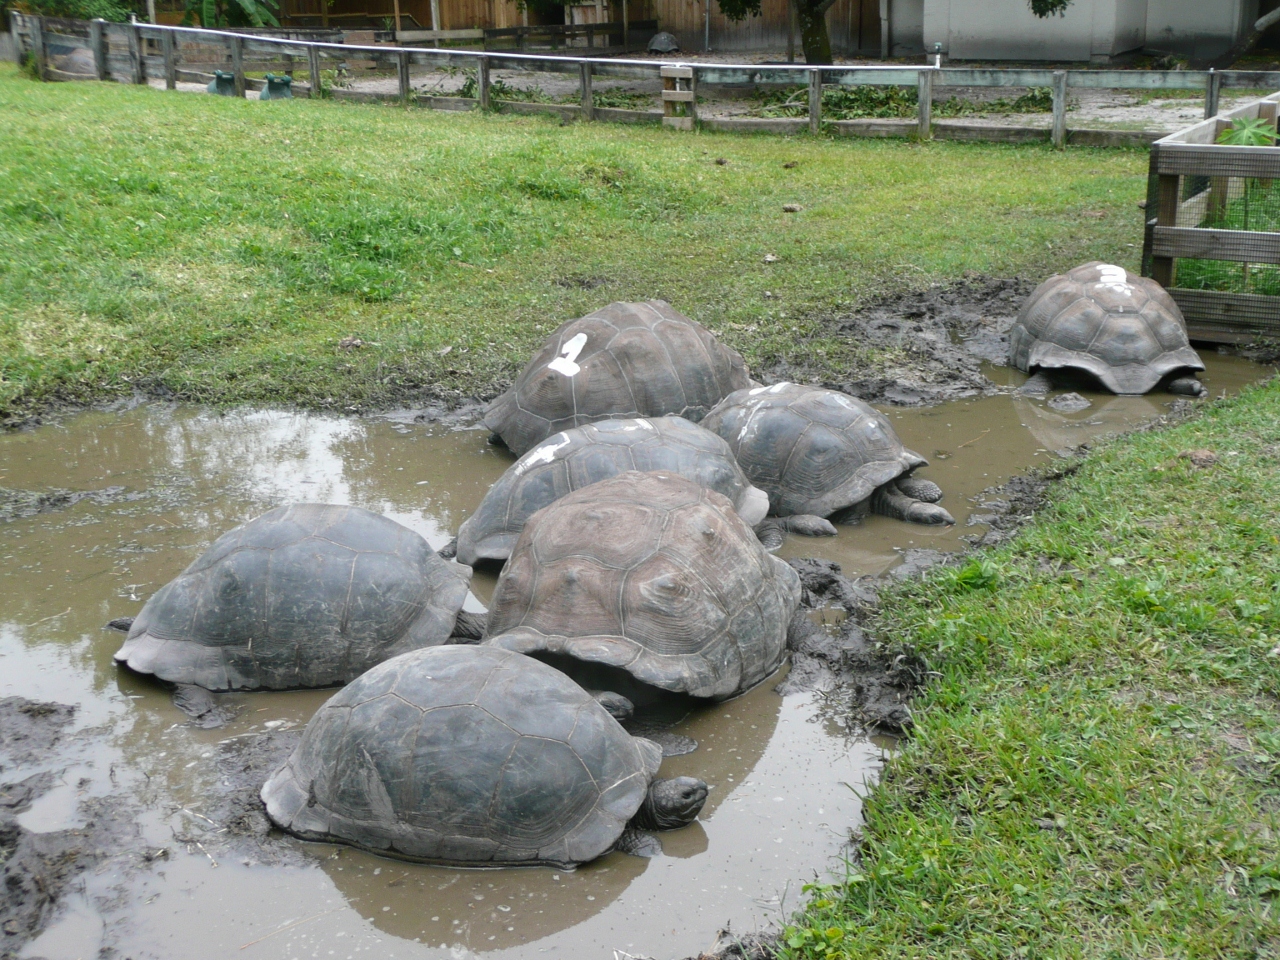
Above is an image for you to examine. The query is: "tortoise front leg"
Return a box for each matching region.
[895,475,943,504]
[1016,371,1054,397]
[1168,376,1207,397]
[871,481,955,525]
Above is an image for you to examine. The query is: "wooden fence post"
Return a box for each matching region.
[128,21,144,83]
[916,68,933,139]
[477,54,490,110]
[230,33,245,98]
[308,43,321,98]
[89,18,107,80]
[29,16,46,80]
[397,48,410,101]
[1051,70,1067,150]
[162,29,175,89]
[580,60,594,120]
[1204,68,1220,120]
[1150,170,1179,288]
[808,67,821,134]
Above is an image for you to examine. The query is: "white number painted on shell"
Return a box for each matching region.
[514,435,571,474]
[1095,264,1133,296]
[547,333,588,377]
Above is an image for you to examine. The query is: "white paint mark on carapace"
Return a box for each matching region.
[513,434,571,474]
[1095,264,1133,296]
[547,333,588,377]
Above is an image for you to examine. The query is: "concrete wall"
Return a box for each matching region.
[1144,0,1255,59]
[924,0,1254,61]
[891,0,926,55]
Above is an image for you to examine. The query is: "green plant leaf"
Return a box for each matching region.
[1217,117,1277,147]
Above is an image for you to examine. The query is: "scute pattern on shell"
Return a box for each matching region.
[483,301,752,456]
[482,471,800,700]
[113,504,471,691]
[456,416,770,566]
[260,645,663,867]
[701,383,926,518]
[1010,262,1204,395]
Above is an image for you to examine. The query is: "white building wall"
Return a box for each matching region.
[1144,0,1255,59]
[922,0,1251,61]
[891,0,927,54]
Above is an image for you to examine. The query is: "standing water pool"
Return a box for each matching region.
[0,350,1267,960]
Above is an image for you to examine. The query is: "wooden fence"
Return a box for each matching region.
[1141,92,1280,343]
[10,13,1280,149]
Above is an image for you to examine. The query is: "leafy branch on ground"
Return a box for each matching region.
[780,381,1280,957]
[753,85,1058,121]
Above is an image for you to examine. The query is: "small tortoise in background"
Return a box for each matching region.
[456,416,770,566]
[701,383,953,528]
[1011,262,1205,396]
[483,301,752,456]
[113,504,474,691]
[483,471,800,702]
[261,645,707,867]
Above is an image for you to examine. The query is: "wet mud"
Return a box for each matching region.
[0,330,1270,958]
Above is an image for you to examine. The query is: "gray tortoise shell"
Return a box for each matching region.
[1010,262,1204,394]
[701,383,926,518]
[261,645,663,868]
[456,416,770,566]
[482,471,800,700]
[113,504,471,691]
[483,301,752,456]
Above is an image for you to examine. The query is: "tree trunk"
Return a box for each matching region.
[797,0,832,64]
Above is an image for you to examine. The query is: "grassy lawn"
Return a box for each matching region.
[783,382,1280,958]
[0,63,1146,423]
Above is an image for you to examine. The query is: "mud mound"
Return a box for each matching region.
[768,276,1031,406]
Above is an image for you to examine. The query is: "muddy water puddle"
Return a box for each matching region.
[0,348,1268,960]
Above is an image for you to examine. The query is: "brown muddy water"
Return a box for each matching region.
[0,350,1267,960]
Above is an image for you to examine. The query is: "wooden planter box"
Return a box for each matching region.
[1142,92,1280,343]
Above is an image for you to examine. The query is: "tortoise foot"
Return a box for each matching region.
[872,481,955,526]
[782,515,838,537]
[895,476,943,503]
[592,691,635,720]
[1016,371,1054,397]
[754,520,786,552]
[106,616,135,633]
[1168,376,1207,397]
[615,827,662,858]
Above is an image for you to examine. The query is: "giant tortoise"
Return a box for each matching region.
[455,416,771,566]
[113,504,473,691]
[701,382,954,526]
[482,470,800,701]
[1011,262,1205,396]
[483,301,752,456]
[261,645,707,867]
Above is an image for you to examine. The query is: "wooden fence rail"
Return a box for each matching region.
[10,12,1280,150]
[1141,90,1280,343]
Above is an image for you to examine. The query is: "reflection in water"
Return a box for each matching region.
[0,346,1266,959]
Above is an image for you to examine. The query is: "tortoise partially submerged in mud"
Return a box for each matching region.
[456,416,770,566]
[483,471,800,701]
[483,301,752,456]
[1011,262,1206,396]
[114,504,473,691]
[701,383,954,526]
[261,645,707,867]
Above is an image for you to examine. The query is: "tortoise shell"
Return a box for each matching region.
[456,416,770,566]
[1010,262,1204,394]
[483,301,751,456]
[701,382,926,518]
[260,645,663,868]
[113,504,470,691]
[482,471,799,700]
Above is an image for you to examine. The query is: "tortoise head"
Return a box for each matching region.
[635,776,708,831]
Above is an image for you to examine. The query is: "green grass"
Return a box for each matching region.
[782,381,1280,958]
[0,63,1146,422]
[1178,182,1280,296]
